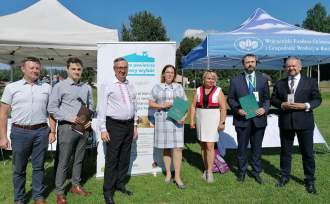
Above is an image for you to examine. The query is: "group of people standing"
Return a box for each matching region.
[146,54,321,199]
[0,53,322,204]
[0,57,94,204]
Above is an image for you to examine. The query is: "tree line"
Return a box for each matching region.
[1,3,329,85]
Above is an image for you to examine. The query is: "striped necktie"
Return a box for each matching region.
[290,77,295,94]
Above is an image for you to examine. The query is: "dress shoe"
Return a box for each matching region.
[174,181,187,189]
[116,187,133,196]
[104,195,115,204]
[164,177,172,184]
[69,185,91,196]
[56,194,68,204]
[253,174,263,184]
[305,183,317,194]
[276,177,289,187]
[34,199,47,204]
[236,174,245,182]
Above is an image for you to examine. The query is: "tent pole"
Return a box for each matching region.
[317,64,320,86]
[307,66,309,77]
[49,58,54,86]
[181,69,184,87]
[10,65,14,82]
[194,70,196,88]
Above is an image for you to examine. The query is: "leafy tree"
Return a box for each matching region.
[121,11,169,41]
[303,3,330,32]
[12,66,23,81]
[0,70,10,81]
[81,67,96,84]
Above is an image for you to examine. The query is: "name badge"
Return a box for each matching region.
[287,94,295,103]
[253,91,259,102]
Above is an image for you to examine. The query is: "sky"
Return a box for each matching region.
[0,0,330,42]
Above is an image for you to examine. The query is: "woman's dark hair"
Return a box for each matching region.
[161,64,177,83]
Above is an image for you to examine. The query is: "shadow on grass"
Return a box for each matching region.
[182,124,205,173]
[223,147,305,185]
[34,146,98,200]
[184,124,197,144]
[183,144,204,173]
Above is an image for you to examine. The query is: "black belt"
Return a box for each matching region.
[196,106,220,109]
[106,116,134,125]
[12,123,47,130]
[58,121,72,125]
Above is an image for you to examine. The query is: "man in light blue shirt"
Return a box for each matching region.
[0,57,56,204]
[48,57,93,203]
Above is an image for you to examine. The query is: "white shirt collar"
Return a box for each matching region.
[113,77,128,84]
[290,73,301,81]
[245,71,255,78]
[160,82,179,89]
[21,78,41,85]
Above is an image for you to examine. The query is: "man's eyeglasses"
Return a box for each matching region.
[115,66,128,70]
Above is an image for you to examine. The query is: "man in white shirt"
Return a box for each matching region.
[0,57,56,204]
[98,57,138,204]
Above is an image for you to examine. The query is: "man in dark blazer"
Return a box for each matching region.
[228,54,270,184]
[271,56,321,194]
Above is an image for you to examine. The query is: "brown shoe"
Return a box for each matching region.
[69,185,91,196]
[34,199,47,204]
[56,194,68,204]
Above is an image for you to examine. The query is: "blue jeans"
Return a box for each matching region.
[10,126,49,203]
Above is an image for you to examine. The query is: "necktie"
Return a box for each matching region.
[290,77,295,94]
[248,75,254,94]
[119,83,130,104]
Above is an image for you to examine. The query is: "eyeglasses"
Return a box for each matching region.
[115,66,128,70]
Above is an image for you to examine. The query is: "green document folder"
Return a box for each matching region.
[239,94,259,120]
[167,97,189,121]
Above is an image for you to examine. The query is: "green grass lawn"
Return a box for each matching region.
[0,93,329,204]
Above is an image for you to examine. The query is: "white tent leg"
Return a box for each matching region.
[181,69,184,87]
[194,70,196,88]
[10,65,13,82]
[307,66,309,77]
[317,64,320,86]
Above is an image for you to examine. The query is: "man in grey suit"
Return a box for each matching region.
[48,57,93,204]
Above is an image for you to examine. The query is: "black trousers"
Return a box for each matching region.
[103,117,134,197]
[279,128,315,183]
[235,120,265,176]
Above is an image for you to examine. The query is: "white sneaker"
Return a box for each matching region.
[206,172,214,183]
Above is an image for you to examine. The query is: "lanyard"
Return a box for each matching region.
[247,75,256,91]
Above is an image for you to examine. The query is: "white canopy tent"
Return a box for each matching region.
[0,0,118,68]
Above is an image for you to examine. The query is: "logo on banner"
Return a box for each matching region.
[234,37,263,53]
[123,52,155,76]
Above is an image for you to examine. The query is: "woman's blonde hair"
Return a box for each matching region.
[203,70,218,82]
